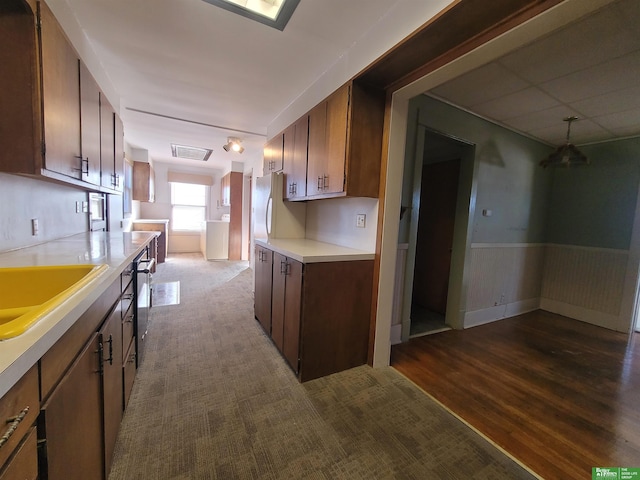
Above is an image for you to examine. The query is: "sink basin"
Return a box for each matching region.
[0,264,108,340]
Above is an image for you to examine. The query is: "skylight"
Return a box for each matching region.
[202,0,300,30]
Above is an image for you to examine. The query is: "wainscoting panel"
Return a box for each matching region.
[467,244,545,312]
[541,244,628,317]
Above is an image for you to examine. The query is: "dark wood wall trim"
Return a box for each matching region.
[362,0,568,365]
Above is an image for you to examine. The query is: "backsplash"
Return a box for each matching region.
[0,174,88,253]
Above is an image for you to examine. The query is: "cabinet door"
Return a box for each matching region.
[271,252,287,352]
[39,1,81,178]
[79,62,101,185]
[283,117,308,200]
[99,307,123,479]
[114,114,125,192]
[39,333,103,480]
[263,134,283,175]
[100,94,116,189]
[254,246,273,334]
[324,84,349,194]
[306,101,327,197]
[282,258,302,373]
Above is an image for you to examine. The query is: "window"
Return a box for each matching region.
[170,182,207,231]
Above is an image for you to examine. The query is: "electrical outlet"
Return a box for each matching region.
[31,218,39,236]
[356,214,366,228]
[76,201,81,213]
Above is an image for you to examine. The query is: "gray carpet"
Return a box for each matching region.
[108,253,536,480]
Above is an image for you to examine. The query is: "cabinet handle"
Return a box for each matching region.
[0,406,29,450]
[280,261,287,275]
[122,293,134,301]
[104,334,113,366]
[124,314,134,323]
[73,156,89,175]
[317,176,323,190]
[123,269,133,277]
[128,352,137,364]
[323,175,329,189]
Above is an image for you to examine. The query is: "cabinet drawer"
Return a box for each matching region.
[0,426,37,480]
[121,279,134,318]
[122,303,135,361]
[0,365,38,469]
[123,338,137,409]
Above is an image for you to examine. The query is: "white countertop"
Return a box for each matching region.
[0,231,156,399]
[255,238,374,263]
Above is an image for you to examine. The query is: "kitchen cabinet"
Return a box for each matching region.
[220,172,231,206]
[99,305,124,479]
[0,1,125,193]
[80,62,102,186]
[39,0,82,180]
[263,133,284,175]
[0,365,38,479]
[254,244,374,382]
[271,253,302,373]
[305,81,385,200]
[132,161,155,202]
[39,333,104,480]
[254,245,274,334]
[283,116,308,200]
[100,95,117,190]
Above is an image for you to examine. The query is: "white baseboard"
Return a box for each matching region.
[390,324,402,345]
[464,298,540,328]
[539,298,628,332]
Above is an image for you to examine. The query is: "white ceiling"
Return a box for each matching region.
[430,0,640,146]
[57,0,640,173]
[59,0,446,172]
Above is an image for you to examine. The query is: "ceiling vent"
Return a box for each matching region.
[171,144,213,161]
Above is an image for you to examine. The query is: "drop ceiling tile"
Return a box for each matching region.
[571,84,640,118]
[593,108,640,131]
[430,63,529,108]
[504,105,581,134]
[540,49,640,103]
[500,0,640,84]
[529,119,609,145]
[472,87,560,121]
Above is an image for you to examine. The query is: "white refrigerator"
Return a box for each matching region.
[254,172,306,241]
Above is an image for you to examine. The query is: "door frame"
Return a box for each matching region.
[400,123,476,341]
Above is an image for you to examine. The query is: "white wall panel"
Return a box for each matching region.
[541,244,628,316]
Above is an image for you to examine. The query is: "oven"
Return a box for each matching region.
[133,246,154,366]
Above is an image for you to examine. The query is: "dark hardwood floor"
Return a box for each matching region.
[391,310,640,480]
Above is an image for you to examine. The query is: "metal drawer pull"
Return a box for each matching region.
[0,406,29,449]
[105,334,113,366]
[124,314,134,323]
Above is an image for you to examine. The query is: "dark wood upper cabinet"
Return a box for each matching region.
[39,0,82,180]
[80,62,101,186]
[0,0,125,193]
[274,80,385,201]
[263,133,284,176]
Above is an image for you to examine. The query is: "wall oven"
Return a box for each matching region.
[133,246,154,366]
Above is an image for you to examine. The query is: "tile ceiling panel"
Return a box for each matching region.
[428,0,640,146]
[472,87,560,121]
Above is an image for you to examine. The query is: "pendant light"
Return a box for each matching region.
[539,116,589,168]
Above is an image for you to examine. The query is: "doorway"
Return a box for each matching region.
[402,128,475,339]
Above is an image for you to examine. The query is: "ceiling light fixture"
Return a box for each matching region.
[223,137,244,154]
[539,116,589,168]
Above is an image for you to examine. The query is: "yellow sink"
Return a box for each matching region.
[0,264,108,340]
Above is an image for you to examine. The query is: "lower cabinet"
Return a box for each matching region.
[99,306,124,479]
[0,427,38,480]
[39,334,104,480]
[272,253,302,374]
[254,245,374,382]
[254,245,273,334]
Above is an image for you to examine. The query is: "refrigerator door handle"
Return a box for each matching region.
[266,195,273,237]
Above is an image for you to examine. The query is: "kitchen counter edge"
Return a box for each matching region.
[0,231,157,399]
[255,238,375,263]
